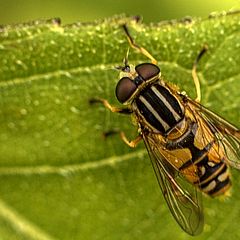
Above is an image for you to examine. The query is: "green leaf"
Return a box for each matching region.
[0,13,240,240]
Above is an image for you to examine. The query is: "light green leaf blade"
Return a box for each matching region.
[0,13,239,240]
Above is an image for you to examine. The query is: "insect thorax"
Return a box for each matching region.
[133,82,185,134]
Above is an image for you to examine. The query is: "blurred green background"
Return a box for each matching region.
[0,0,239,25]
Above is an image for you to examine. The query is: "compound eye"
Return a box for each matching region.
[135,63,160,80]
[115,77,137,103]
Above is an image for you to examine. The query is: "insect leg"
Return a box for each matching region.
[89,98,132,114]
[103,129,142,148]
[192,45,208,102]
[120,131,142,148]
[122,24,158,65]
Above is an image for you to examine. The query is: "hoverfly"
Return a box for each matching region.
[90,24,240,235]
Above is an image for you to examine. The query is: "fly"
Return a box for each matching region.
[90,24,240,235]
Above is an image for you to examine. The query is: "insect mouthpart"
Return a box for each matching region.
[115,64,131,72]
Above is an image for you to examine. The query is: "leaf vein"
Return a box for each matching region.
[0,60,193,88]
[0,149,146,176]
[0,198,57,240]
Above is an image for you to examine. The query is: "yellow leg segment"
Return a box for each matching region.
[122,25,158,65]
[120,131,142,148]
[192,45,208,102]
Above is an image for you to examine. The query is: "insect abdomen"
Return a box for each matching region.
[166,120,231,197]
[197,148,231,196]
[135,83,184,133]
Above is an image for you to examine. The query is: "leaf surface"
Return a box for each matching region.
[0,14,240,239]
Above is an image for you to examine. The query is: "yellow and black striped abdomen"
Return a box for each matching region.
[165,118,231,197]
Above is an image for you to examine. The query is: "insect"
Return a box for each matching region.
[90,25,240,235]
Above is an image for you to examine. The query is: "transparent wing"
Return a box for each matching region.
[186,98,240,169]
[142,134,204,236]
